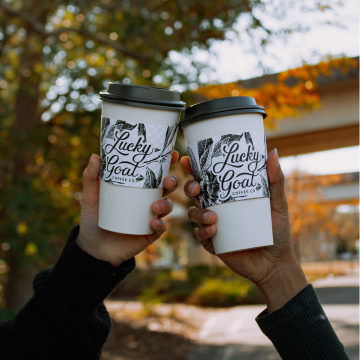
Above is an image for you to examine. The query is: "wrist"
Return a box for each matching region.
[257,256,308,313]
[76,233,123,267]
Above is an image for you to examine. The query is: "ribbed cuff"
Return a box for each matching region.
[256,284,349,360]
[34,225,135,316]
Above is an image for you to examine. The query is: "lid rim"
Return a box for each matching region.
[101,96,185,112]
[180,96,267,130]
[182,104,265,122]
[179,108,267,130]
[100,82,186,110]
[100,93,185,109]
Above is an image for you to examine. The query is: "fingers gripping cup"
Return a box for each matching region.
[179,97,273,254]
[99,83,185,235]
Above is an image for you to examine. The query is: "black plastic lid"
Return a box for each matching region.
[100,82,186,111]
[179,96,267,129]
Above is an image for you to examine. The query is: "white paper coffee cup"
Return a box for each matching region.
[180,97,273,254]
[98,83,185,235]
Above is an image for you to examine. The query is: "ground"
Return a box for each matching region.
[102,269,359,360]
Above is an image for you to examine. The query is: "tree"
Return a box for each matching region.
[192,57,359,129]
[0,0,354,315]
[285,171,359,262]
[0,0,293,315]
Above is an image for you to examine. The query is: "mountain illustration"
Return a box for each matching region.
[138,123,147,142]
[260,175,270,197]
[100,146,106,179]
[106,120,137,139]
[101,117,110,145]
[143,125,178,167]
[187,147,202,185]
[143,167,157,188]
[212,134,243,158]
[245,132,255,150]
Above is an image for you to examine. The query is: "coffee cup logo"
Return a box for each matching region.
[100,117,177,189]
[187,132,270,208]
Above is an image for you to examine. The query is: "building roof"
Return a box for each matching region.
[237,56,359,89]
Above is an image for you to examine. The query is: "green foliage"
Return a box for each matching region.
[114,266,264,307]
[0,0,265,309]
[0,0,338,310]
[188,277,258,307]
[137,287,168,314]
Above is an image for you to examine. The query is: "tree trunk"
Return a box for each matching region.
[4,253,37,314]
[4,28,43,313]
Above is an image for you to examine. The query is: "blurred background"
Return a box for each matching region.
[0,0,358,359]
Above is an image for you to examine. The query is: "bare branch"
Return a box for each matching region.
[0,1,152,61]
[49,27,152,60]
[0,2,47,35]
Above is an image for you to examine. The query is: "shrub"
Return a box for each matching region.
[186,277,261,307]
[111,266,265,308]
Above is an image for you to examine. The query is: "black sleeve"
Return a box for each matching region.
[256,284,349,360]
[0,225,135,360]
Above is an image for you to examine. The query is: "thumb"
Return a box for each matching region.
[267,149,288,214]
[82,154,101,208]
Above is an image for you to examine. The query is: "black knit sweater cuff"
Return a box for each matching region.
[35,225,135,316]
[256,284,348,360]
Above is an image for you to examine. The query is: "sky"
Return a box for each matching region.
[176,0,359,176]
[192,0,359,83]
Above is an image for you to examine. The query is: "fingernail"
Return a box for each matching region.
[156,202,166,213]
[203,212,213,222]
[89,154,94,168]
[207,225,215,234]
[165,198,173,211]
[156,219,162,228]
[274,148,280,166]
[189,183,198,194]
[168,176,177,187]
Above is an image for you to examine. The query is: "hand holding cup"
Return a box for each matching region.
[181,149,308,312]
[76,152,179,267]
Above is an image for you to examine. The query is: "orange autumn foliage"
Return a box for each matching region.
[195,57,359,130]
[285,171,359,260]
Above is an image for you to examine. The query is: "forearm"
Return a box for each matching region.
[0,226,135,360]
[256,261,349,360]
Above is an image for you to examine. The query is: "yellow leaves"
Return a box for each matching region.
[61,179,70,187]
[1,130,10,139]
[34,63,43,75]
[16,221,28,235]
[86,53,105,66]
[305,81,313,90]
[25,243,38,256]
[63,19,71,28]
[110,32,118,40]
[8,50,18,62]
[195,57,357,128]
[35,153,45,166]
[0,260,7,274]
[292,219,302,234]
[115,11,123,21]
[76,14,85,22]
[71,137,81,146]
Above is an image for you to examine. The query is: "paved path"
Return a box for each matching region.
[188,273,359,360]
